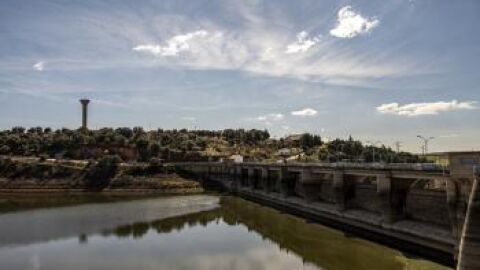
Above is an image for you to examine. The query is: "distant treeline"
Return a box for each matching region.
[0,127,270,161]
[0,127,424,163]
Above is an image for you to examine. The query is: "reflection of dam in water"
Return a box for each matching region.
[99,197,448,270]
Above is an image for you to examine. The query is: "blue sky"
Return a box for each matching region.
[0,0,479,152]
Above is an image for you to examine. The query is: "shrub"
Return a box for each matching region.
[83,155,120,189]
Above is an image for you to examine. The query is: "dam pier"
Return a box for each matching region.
[177,155,480,269]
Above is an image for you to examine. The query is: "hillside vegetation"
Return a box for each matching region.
[0,127,424,163]
[0,156,200,192]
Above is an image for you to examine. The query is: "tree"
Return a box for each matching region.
[84,155,120,189]
[150,143,161,157]
[11,127,25,134]
[115,127,133,139]
[135,136,150,161]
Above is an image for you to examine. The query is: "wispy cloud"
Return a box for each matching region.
[181,116,196,121]
[376,100,476,116]
[330,6,379,39]
[439,134,459,138]
[33,61,45,71]
[291,108,318,117]
[91,98,134,109]
[256,113,284,122]
[126,11,415,83]
[133,30,210,56]
[285,31,320,54]
[249,113,285,127]
[2,3,422,86]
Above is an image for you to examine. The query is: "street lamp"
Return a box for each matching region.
[366,140,382,163]
[416,135,435,155]
[335,143,346,162]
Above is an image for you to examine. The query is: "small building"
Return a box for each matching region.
[447,151,480,180]
[285,134,303,143]
[428,151,480,180]
[277,148,303,163]
[278,148,292,156]
[226,154,244,163]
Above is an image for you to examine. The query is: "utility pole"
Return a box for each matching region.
[366,140,382,163]
[417,135,435,155]
[394,141,402,153]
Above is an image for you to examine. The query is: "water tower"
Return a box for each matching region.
[80,99,90,130]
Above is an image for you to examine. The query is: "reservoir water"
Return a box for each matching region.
[0,194,451,270]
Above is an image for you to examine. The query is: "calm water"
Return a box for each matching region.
[0,194,451,270]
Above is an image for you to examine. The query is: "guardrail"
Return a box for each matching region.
[177,161,447,172]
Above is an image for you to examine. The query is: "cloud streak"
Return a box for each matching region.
[285,31,320,54]
[291,108,317,117]
[133,30,210,56]
[376,100,476,116]
[256,113,284,122]
[33,61,45,71]
[330,6,379,39]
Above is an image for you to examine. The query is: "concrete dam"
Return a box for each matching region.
[177,159,480,270]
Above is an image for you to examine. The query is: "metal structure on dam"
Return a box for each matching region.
[177,160,480,270]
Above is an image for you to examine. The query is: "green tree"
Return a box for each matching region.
[84,155,120,189]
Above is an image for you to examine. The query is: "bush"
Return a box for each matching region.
[84,155,120,189]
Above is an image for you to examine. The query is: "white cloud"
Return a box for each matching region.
[439,134,459,138]
[33,61,45,71]
[330,6,379,39]
[376,100,476,116]
[256,113,284,121]
[291,108,318,117]
[181,116,196,121]
[285,31,320,54]
[133,30,210,56]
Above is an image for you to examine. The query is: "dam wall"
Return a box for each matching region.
[177,162,479,268]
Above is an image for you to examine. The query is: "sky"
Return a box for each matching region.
[0,0,479,152]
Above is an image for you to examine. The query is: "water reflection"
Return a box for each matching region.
[0,195,451,270]
[0,195,219,247]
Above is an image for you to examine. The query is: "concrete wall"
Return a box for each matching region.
[179,162,478,268]
[406,189,450,228]
[319,180,336,203]
[352,182,381,213]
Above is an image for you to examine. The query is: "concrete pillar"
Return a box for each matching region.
[260,168,269,192]
[299,170,318,203]
[240,168,248,187]
[234,167,241,181]
[206,165,211,180]
[379,174,412,224]
[247,168,255,189]
[377,173,401,224]
[457,170,480,270]
[279,167,290,198]
[447,180,463,240]
[232,166,240,189]
[333,171,346,211]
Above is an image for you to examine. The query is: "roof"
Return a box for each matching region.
[285,134,303,141]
